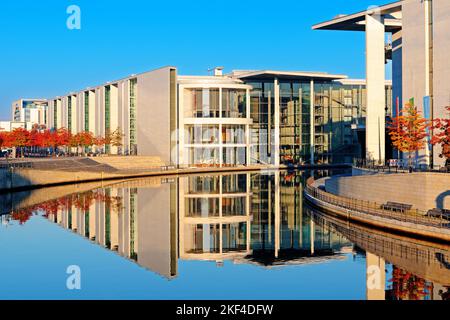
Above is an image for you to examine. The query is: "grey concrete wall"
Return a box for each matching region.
[325,172,450,211]
[401,0,428,165]
[432,0,450,166]
[401,0,449,167]
[402,0,426,111]
[136,66,177,164]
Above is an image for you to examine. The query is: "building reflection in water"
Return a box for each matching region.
[308,207,450,300]
[179,172,352,266]
[4,171,450,300]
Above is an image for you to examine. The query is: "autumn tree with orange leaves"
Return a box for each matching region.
[431,106,450,166]
[388,103,430,168]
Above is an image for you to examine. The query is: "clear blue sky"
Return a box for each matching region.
[0,0,394,119]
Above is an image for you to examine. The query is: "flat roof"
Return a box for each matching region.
[312,1,402,32]
[231,70,347,81]
[334,78,392,86]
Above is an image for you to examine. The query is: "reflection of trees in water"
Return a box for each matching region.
[7,190,123,225]
[388,266,433,300]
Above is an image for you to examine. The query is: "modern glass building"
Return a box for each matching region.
[41,66,392,166]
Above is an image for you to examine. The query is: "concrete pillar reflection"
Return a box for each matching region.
[366,252,386,300]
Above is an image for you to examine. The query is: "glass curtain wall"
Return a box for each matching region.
[104,86,111,154]
[53,100,58,130]
[183,87,248,167]
[67,97,72,131]
[279,81,311,163]
[84,91,89,132]
[184,88,220,118]
[248,81,311,164]
[182,174,249,254]
[248,81,274,164]
[129,78,137,155]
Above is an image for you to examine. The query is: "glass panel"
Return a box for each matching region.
[185,125,219,144]
[84,92,89,132]
[222,174,247,193]
[222,125,245,144]
[184,224,221,254]
[105,86,111,154]
[129,79,137,155]
[67,97,72,131]
[222,197,246,216]
[187,176,220,194]
[185,147,220,166]
[222,89,246,118]
[185,198,220,217]
[184,88,219,118]
[223,147,246,166]
[222,223,247,252]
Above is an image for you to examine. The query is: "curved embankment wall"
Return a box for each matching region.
[325,172,450,211]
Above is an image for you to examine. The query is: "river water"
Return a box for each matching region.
[0,170,449,300]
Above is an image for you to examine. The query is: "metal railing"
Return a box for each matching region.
[353,158,449,173]
[304,177,450,230]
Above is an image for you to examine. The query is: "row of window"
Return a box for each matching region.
[183,88,247,118]
[184,124,246,145]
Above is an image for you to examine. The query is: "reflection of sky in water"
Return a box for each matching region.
[1,216,366,300]
[1,171,448,301]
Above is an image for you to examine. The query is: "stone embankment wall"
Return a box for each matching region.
[325,173,450,211]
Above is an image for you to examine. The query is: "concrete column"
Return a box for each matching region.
[310,217,315,255]
[366,252,386,300]
[365,12,386,163]
[246,88,251,166]
[274,172,280,258]
[310,80,315,164]
[274,78,280,166]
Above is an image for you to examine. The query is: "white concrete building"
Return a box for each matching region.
[11,99,48,128]
[40,66,392,166]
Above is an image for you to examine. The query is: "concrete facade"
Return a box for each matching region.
[325,172,450,211]
[11,99,48,128]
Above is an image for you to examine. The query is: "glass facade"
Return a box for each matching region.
[104,86,111,154]
[185,147,220,166]
[246,78,393,165]
[182,174,250,255]
[248,81,276,164]
[279,81,312,163]
[84,91,89,132]
[129,188,138,261]
[129,79,137,155]
[67,97,72,131]
[222,89,246,118]
[182,85,250,167]
[53,100,58,129]
[185,125,219,144]
[184,88,220,118]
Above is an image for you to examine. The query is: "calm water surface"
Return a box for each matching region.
[1,170,449,300]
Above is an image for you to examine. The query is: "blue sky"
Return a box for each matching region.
[0,0,394,119]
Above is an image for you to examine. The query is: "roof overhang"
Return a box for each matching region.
[312,1,403,32]
[231,70,347,81]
